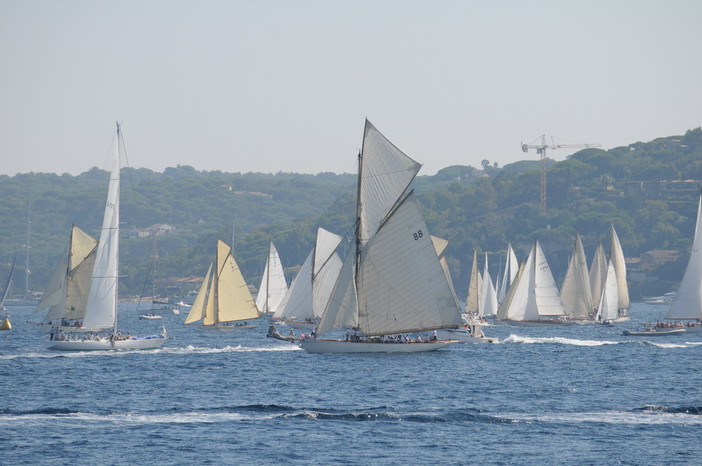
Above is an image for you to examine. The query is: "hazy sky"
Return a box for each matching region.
[1,0,700,176]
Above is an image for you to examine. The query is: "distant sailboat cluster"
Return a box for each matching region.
[467,225,631,326]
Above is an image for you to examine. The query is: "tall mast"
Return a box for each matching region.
[25,198,31,296]
[114,121,121,332]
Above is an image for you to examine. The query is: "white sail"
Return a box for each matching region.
[358,193,463,335]
[596,259,619,323]
[560,233,593,320]
[433,236,459,305]
[499,239,566,322]
[666,194,702,320]
[274,250,314,320]
[36,225,98,323]
[533,239,567,316]
[255,242,288,314]
[501,246,537,321]
[497,243,518,303]
[273,227,343,320]
[479,253,498,317]
[359,120,422,246]
[316,247,358,335]
[589,240,607,307]
[609,225,630,310]
[465,249,482,314]
[82,130,121,331]
[309,120,462,349]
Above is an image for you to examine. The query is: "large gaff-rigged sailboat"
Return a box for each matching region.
[299,120,463,353]
[665,192,702,331]
[32,225,97,330]
[184,240,261,327]
[49,124,166,351]
[255,241,288,315]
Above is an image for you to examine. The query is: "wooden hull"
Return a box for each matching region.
[299,338,457,353]
[48,335,166,351]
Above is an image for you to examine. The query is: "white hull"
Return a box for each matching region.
[277,319,316,329]
[48,335,166,351]
[138,314,162,320]
[299,338,457,353]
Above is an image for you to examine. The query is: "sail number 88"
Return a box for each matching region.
[412,230,424,241]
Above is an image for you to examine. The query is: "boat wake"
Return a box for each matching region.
[5,403,701,427]
[502,334,619,346]
[0,404,513,426]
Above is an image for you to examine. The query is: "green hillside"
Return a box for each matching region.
[1,127,701,301]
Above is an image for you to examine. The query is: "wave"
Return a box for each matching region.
[496,408,702,425]
[0,343,301,360]
[0,404,510,425]
[502,334,619,346]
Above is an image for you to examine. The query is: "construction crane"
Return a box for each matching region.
[521,135,600,214]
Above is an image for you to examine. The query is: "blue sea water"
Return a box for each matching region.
[1,302,701,465]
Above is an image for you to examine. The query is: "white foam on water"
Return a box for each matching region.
[496,410,702,425]
[502,334,619,347]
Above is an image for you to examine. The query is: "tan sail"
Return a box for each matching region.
[185,240,259,325]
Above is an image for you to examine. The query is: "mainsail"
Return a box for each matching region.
[479,252,498,317]
[595,259,619,323]
[497,243,518,303]
[666,193,702,320]
[560,233,593,320]
[273,227,343,321]
[255,242,288,315]
[184,240,260,325]
[609,225,630,310]
[498,239,566,321]
[465,249,482,314]
[82,127,121,332]
[34,225,97,323]
[589,240,607,307]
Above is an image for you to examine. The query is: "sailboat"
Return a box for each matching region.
[609,224,630,321]
[589,239,607,308]
[665,192,702,332]
[255,241,288,316]
[49,123,167,350]
[184,240,261,327]
[560,233,594,322]
[465,249,482,316]
[271,227,343,328]
[497,243,518,303]
[0,257,15,330]
[496,238,570,325]
[433,239,497,343]
[594,258,619,324]
[479,252,498,318]
[299,120,463,353]
[32,225,97,330]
